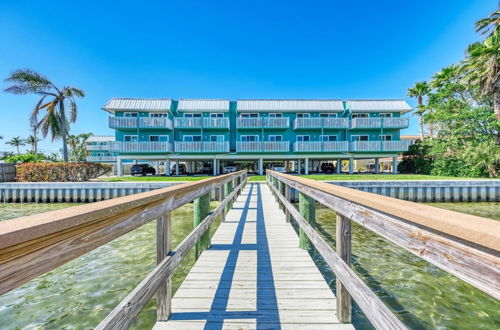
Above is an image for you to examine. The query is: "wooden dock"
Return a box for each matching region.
[154,182,353,329]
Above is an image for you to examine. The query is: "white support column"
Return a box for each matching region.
[392,156,398,174]
[297,159,301,174]
[375,158,380,174]
[305,158,309,175]
[155,161,160,174]
[258,158,263,175]
[117,158,123,177]
[213,158,217,176]
[349,158,354,174]
[175,160,179,176]
[165,159,170,176]
[336,159,341,174]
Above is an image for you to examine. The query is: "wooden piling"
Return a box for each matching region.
[156,213,172,321]
[299,192,315,250]
[194,193,211,260]
[336,213,352,323]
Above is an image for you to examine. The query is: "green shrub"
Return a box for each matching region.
[398,142,434,174]
[430,157,485,178]
[16,162,112,182]
[5,153,46,163]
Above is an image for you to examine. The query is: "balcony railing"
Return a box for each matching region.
[85,143,111,151]
[236,141,289,153]
[109,142,173,153]
[349,140,412,152]
[293,141,349,152]
[109,117,173,129]
[174,117,230,129]
[237,118,289,129]
[174,141,229,153]
[293,118,349,129]
[350,117,409,129]
[86,156,117,162]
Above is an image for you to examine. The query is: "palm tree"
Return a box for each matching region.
[24,135,41,153]
[4,69,85,161]
[408,81,431,140]
[6,136,25,154]
[475,7,499,38]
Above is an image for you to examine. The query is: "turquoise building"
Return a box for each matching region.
[89,98,412,176]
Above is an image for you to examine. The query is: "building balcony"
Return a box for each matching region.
[350,117,409,129]
[109,141,173,153]
[293,118,349,130]
[349,140,412,152]
[174,141,229,153]
[293,141,349,152]
[237,118,290,129]
[86,156,117,162]
[174,117,230,129]
[236,141,289,153]
[109,117,173,129]
[85,143,110,151]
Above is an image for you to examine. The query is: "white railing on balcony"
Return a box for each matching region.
[85,143,111,151]
[174,141,229,153]
[350,117,409,129]
[109,117,173,129]
[236,141,289,152]
[349,140,412,152]
[293,118,349,129]
[109,142,173,153]
[174,117,203,129]
[86,156,117,162]
[237,118,289,129]
[202,118,230,129]
[293,141,349,152]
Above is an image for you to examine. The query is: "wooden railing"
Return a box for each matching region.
[0,170,248,329]
[266,170,499,329]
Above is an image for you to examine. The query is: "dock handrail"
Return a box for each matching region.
[266,170,500,329]
[0,170,248,329]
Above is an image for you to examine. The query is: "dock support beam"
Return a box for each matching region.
[375,158,380,174]
[392,156,398,174]
[157,212,172,321]
[194,193,211,260]
[299,192,315,250]
[336,213,352,323]
[348,158,354,174]
[258,159,263,175]
[305,158,309,175]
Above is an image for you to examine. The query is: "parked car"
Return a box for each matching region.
[170,163,186,175]
[270,164,286,173]
[223,165,238,174]
[321,163,335,174]
[200,164,212,174]
[131,164,156,176]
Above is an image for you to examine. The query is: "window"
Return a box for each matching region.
[149,135,169,142]
[124,112,138,117]
[241,135,259,142]
[321,135,337,141]
[269,113,283,118]
[150,113,168,117]
[380,135,392,141]
[268,135,282,141]
[320,113,337,118]
[296,135,310,142]
[184,113,202,118]
[297,113,310,118]
[352,113,369,118]
[351,135,369,141]
[240,113,258,118]
[210,113,223,118]
[124,135,138,142]
[210,135,224,142]
[379,113,392,118]
[183,135,202,142]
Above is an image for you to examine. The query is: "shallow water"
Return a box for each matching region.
[0,202,221,329]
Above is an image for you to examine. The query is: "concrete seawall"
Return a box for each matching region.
[0,180,498,203]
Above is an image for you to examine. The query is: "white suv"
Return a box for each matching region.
[223,166,238,174]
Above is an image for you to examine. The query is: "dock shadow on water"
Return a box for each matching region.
[0,202,222,329]
[291,202,499,330]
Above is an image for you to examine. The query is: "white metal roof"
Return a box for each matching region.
[103,98,172,112]
[346,100,412,113]
[177,99,230,112]
[237,99,344,112]
[86,136,115,142]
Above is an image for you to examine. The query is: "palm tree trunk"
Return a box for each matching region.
[16,146,20,155]
[419,115,424,140]
[60,102,69,162]
[33,128,38,154]
[494,89,500,120]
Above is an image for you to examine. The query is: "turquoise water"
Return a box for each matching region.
[0,202,498,329]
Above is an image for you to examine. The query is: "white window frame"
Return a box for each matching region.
[241,135,259,142]
[379,113,392,118]
[240,113,259,118]
[320,135,338,142]
[210,113,223,118]
[352,113,369,118]
[269,113,283,118]
[320,113,338,118]
[123,135,138,142]
[184,113,202,118]
[183,135,202,142]
[268,135,282,142]
[124,112,138,117]
[351,135,369,142]
[149,135,169,142]
[296,135,310,142]
[210,135,224,142]
[379,135,392,141]
[297,113,310,118]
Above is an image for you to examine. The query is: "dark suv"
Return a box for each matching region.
[131,164,156,176]
[321,163,335,174]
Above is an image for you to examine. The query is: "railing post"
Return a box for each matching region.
[278,180,285,211]
[157,213,172,321]
[224,179,233,215]
[285,184,291,223]
[194,193,211,260]
[219,185,225,222]
[299,192,315,250]
[336,213,352,323]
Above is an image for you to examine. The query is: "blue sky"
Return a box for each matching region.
[0,0,497,153]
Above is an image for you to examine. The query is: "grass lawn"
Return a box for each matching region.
[98,173,486,182]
